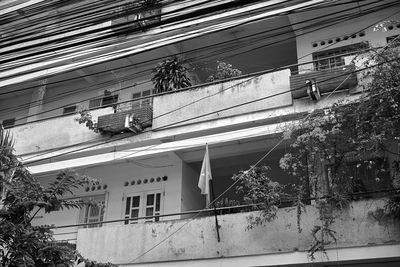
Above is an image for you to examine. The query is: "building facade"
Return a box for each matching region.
[1,0,400,266]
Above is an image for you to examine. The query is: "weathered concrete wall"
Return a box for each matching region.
[10,107,113,155]
[152,70,292,129]
[76,198,400,264]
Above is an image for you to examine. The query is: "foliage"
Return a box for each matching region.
[232,166,284,229]
[76,110,99,133]
[282,37,400,258]
[151,56,191,93]
[385,193,400,218]
[213,197,240,208]
[206,61,242,82]
[230,36,400,258]
[0,127,115,267]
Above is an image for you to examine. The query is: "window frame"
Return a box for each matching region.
[62,105,77,115]
[312,42,369,71]
[79,194,107,228]
[123,189,163,224]
[132,89,153,109]
[88,94,119,109]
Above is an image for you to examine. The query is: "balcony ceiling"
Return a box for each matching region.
[0,12,296,101]
[0,0,300,98]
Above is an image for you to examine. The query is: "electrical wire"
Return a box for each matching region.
[0,0,380,95]
[0,0,285,58]
[22,57,400,165]
[5,3,399,166]
[0,0,346,86]
[0,0,392,120]
[17,6,400,164]
[127,70,354,264]
[6,3,396,262]
[126,34,400,262]
[0,1,368,97]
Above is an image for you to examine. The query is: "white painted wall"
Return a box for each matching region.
[33,154,190,242]
[289,1,400,73]
[181,161,204,213]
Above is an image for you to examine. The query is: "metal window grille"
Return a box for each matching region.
[62,105,77,114]
[313,43,369,70]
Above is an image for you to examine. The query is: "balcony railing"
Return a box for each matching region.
[10,108,114,156]
[290,65,358,99]
[152,69,292,129]
[74,198,398,264]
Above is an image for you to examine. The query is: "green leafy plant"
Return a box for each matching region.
[151,56,192,93]
[229,36,400,259]
[232,165,284,230]
[0,127,116,267]
[385,193,400,218]
[206,61,242,82]
[279,38,400,258]
[76,110,99,133]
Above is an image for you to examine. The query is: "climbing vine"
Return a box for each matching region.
[232,36,400,259]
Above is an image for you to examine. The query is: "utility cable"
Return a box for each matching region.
[0,1,345,85]
[0,0,371,97]
[0,1,389,120]
[127,69,354,264]
[13,7,400,164]
[22,58,399,164]
[0,0,380,94]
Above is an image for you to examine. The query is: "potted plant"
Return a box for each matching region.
[206,61,242,82]
[151,56,192,93]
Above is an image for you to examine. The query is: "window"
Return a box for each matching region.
[132,92,141,109]
[89,98,102,109]
[81,195,106,228]
[102,95,118,107]
[313,43,369,70]
[62,105,77,114]
[1,118,15,128]
[88,95,119,109]
[124,190,162,224]
[132,90,152,109]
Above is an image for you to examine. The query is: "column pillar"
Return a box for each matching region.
[27,79,47,122]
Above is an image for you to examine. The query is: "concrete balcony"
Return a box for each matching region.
[76,198,399,265]
[10,108,114,156]
[152,69,292,129]
[290,65,358,99]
